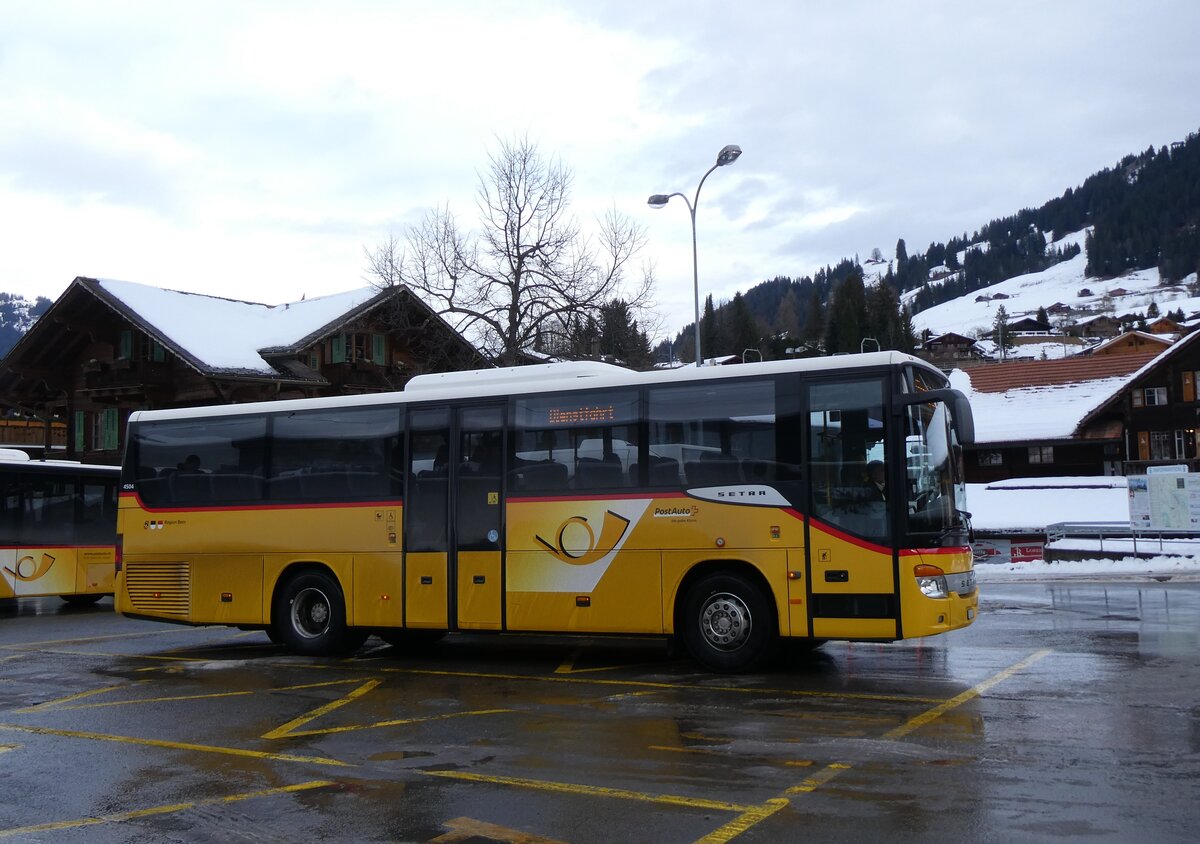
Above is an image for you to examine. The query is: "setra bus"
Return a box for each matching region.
[0,450,121,605]
[115,353,977,671]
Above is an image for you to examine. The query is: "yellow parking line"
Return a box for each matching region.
[0,723,352,767]
[14,681,146,713]
[0,626,219,649]
[0,780,334,839]
[281,708,515,738]
[307,663,945,705]
[785,762,853,794]
[720,649,1054,843]
[33,679,367,713]
[423,769,758,813]
[431,816,567,844]
[882,649,1052,741]
[262,679,382,739]
[694,798,790,844]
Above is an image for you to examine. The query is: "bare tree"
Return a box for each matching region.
[367,136,654,367]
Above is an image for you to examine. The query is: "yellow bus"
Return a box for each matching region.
[115,353,977,671]
[0,451,120,605]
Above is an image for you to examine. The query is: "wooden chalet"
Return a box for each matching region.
[0,277,487,463]
[958,329,1200,481]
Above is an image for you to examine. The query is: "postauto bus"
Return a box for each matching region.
[115,353,977,671]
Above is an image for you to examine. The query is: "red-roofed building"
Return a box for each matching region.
[953,337,1200,481]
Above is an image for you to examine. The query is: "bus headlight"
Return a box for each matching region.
[914,563,948,599]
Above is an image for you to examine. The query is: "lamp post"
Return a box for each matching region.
[649,144,742,367]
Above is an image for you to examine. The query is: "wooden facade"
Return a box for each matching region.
[0,278,487,464]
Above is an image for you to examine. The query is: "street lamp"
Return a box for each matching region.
[649,144,742,367]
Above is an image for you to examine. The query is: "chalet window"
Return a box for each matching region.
[1149,431,1173,461]
[1174,430,1193,460]
[977,452,1003,467]
[1132,386,1168,408]
[1028,446,1054,464]
[1184,372,1198,403]
[372,334,386,365]
[119,330,133,359]
[91,409,118,451]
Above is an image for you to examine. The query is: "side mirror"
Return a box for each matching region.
[896,388,975,445]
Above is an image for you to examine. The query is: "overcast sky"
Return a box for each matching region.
[2,1,1197,339]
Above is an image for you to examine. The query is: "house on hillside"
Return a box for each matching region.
[955,329,1200,481]
[0,277,486,463]
[1068,314,1125,339]
[1087,331,1173,357]
[1146,315,1184,336]
[917,332,982,366]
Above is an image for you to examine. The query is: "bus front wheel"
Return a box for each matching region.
[682,571,777,673]
[274,571,366,656]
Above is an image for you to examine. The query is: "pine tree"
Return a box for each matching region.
[1036,305,1049,326]
[825,274,867,355]
[993,305,1013,359]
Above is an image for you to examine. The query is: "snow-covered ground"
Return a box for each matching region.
[977,555,1200,582]
[965,475,1200,581]
[966,477,1129,531]
[909,229,1200,338]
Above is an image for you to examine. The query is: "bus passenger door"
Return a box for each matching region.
[453,405,504,630]
[805,379,899,640]
[405,409,450,629]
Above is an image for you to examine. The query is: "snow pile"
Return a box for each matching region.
[977,555,1200,581]
[965,476,1129,532]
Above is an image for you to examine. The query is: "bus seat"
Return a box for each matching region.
[514,461,569,492]
[575,458,624,489]
[171,472,214,504]
[686,454,741,487]
[300,472,351,500]
[632,456,680,485]
[209,473,264,501]
[741,459,773,483]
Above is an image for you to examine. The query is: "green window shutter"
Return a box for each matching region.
[152,340,165,362]
[103,409,119,451]
[119,330,132,359]
[73,411,85,452]
[372,334,386,365]
[332,334,346,364]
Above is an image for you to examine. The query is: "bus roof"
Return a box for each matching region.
[126,351,941,424]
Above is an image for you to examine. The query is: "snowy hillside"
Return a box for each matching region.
[908,229,1199,337]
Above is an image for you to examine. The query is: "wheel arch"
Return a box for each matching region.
[269,560,349,626]
[671,558,777,635]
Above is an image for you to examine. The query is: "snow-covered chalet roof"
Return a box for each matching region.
[90,278,392,376]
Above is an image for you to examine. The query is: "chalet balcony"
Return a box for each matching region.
[83,361,174,393]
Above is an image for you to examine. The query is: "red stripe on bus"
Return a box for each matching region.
[121,492,402,513]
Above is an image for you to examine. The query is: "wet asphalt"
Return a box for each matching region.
[1,581,1198,843]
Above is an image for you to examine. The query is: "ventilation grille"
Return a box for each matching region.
[126,561,191,616]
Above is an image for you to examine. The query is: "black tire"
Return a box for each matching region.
[273,570,366,656]
[377,629,447,649]
[681,571,777,673]
[60,594,103,607]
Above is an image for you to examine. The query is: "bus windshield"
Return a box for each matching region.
[905,397,969,542]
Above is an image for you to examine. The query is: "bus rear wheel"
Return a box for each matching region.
[682,571,777,673]
[274,571,366,656]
